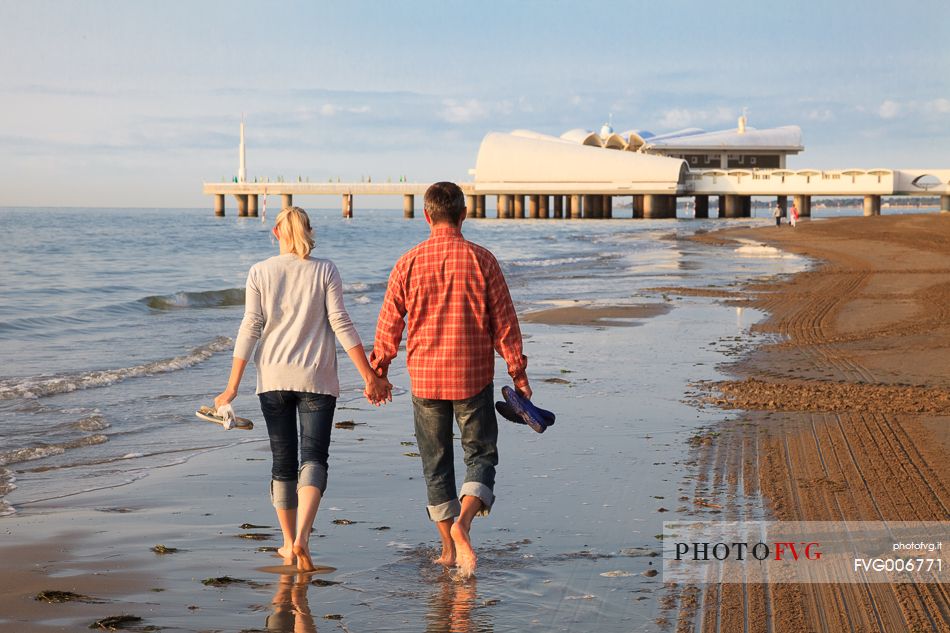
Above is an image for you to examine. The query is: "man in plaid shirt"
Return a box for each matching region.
[371,181,531,576]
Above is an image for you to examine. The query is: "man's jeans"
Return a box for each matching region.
[411,382,498,522]
[259,390,336,510]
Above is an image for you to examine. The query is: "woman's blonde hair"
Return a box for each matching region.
[274,206,315,259]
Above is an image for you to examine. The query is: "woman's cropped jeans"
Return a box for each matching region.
[258,390,336,510]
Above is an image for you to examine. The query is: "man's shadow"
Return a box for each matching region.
[425,574,492,633]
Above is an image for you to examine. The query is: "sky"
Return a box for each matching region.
[1,0,948,207]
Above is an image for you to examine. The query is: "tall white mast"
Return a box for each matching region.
[238,117,247,183]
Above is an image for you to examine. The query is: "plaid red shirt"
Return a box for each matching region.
[370,224,528,400]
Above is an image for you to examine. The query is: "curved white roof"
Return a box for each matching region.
[510,129,572,144]
[560,128,602,147]
[644,125,803,151]
[474,132,688,193]
[555,123,803,153]
[603,133,627,150]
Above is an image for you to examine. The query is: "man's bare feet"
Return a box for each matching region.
[293,543,315,572]
[434,542,456,566]
[450,521,476,578]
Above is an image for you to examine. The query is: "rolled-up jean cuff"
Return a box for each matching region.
[297,462,328,494]
[270,479,298,510]
[426,498,461,522]
[459,481,494,516]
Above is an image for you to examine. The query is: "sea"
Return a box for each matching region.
[0,203,928,630]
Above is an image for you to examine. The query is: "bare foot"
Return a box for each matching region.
[434,543,456,566]
[293,543,315,572]
[277,545,295,565]
[450,522,476,578]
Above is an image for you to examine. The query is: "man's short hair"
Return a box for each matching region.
[424,181,466,225]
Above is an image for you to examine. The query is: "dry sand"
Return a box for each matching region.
[677,215,950,633]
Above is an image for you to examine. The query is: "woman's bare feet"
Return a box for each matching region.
[277,544,295,565]
[450,521,476,578]
[293,543,315,572]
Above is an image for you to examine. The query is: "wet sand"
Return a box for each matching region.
[523,303,671,327]
[0,290,736,632]
[678,215,950,633]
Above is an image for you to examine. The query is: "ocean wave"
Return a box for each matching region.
[508,254,617,268]
[142,288,246,310]
[0,336,232,401]
[0,434,109,467]
[75,414,111,432]
[733,241,786,258]
[142,283,382,311]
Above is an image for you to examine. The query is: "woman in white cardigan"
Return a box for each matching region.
[215,206,391,571]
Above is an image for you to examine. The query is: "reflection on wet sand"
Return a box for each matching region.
[266,574,316,633]
[425,576,491,633]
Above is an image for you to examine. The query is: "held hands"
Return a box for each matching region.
[517,383,533,400]
[364,371,393,406]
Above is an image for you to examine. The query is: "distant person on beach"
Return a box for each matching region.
[790,203,799,227]
[371,181,531,577]
[214,206,392,571]
[773,204,783,227]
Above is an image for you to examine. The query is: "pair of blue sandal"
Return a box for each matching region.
[495,386,556,433]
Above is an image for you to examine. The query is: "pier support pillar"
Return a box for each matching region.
[248,194,259,218]
[539,195,549,219]
[235,194,248,217]
[717,196,726,218]
[863,195,881,217]
[552,195,563,218]
[631,195,644,219]
[694,195,709,219]
[776,196,788,220]
[942,195,950,214]
[214,193,225,217]
[644,194,675,219]
[582,195,594,219]
[476,195,486,218]
[723,195,744,218]
[793,195,811,219]
[570,194,582,219]
[465,194,475,219]
[528,195,539,219]
[403,194,415,219]
[498,195,510,219]
[603,195,613,218]
[342,194,353,218]
[281,194,293,209]
[513,194,525,219]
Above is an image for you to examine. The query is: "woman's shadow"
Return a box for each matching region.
[265,573,316,633]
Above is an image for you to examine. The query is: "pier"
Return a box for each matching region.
[205,124,950,219]
[203,168,950,219]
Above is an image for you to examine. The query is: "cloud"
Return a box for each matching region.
[805,108,835,122]
[878,100,901,119]
[319,103,371,117]
[877,98,949,120]
[438,98,515,124]
[657,106,735,130]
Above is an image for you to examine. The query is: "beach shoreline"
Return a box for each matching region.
[5,212,947,631]
[677,214,950,632]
